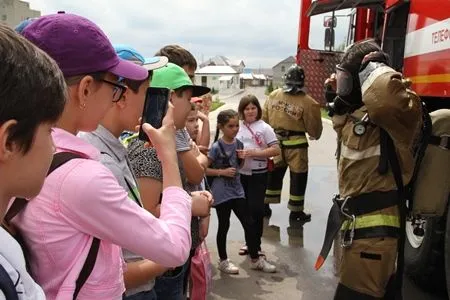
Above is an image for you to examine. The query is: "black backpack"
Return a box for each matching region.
[1,152,100,300]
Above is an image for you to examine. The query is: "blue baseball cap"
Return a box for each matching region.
[114,44,168,71]
[15,18,38,34]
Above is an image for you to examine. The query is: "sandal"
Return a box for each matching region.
[239,245,266,257]
[238,245,248,256]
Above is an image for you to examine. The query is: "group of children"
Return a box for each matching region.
[0,10,282,300]
[206,96,281,275]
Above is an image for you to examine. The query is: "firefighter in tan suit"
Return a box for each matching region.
[263,65,323,222]
[316,40,423,299]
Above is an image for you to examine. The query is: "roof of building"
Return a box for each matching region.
[240,73,254,80]
[231,59,245,67]
[239,73,267,80]
[272,56,296,69]
[199,55,245,68]
[196,65,238,75]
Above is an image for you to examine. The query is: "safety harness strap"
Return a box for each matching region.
[381,128,405,300]
[337,190,399,216]
[429,135,450,150]
[275,129,306,137]
[343,225,400,241]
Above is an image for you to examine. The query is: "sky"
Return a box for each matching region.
[25,0,350,69]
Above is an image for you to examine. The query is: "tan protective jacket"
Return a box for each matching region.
[332,67,423,198]
[262,88,323,140]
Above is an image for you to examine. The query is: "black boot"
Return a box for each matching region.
[289,211,311,222]
[263,204,272,218]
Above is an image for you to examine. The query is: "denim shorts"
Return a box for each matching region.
[153,261,189,300]
[123,289,157,300]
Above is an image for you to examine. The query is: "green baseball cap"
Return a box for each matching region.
[150,63,210,97]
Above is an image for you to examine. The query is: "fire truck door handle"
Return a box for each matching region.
[313,58,324,63]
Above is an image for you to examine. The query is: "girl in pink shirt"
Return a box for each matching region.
[10,13,194,300]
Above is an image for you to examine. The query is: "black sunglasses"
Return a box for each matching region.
[101,79,128,102]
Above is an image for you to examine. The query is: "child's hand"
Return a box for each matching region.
[198,145,209,155]
[191,191,213,218]
[324,73,337,92]
[200,190,214,206]
[141,104,176,162]
[222,167,237,178]
[191,191,214,206]
[190,141,201,157]
[197,111,208,122]
[236,149,256,159]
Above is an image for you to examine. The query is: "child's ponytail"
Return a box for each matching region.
[213,125,220,142]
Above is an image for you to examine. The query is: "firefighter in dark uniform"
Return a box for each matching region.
[315,40,423,299]
[263,65,323,222]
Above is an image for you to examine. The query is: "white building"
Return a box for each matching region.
[0,0,40,29]
[195,65,240,92]
[239,73,268,88]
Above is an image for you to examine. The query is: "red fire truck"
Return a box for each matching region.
[296,0,450,293]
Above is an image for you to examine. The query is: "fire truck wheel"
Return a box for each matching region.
[404,215,446,292]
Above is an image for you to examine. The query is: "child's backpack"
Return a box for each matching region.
[1,152,100,300]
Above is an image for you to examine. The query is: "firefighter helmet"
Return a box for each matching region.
[283,64,305,94]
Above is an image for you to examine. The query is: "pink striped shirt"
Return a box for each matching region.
[13,128,192,299]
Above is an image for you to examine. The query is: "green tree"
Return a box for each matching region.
[265,82,274,95]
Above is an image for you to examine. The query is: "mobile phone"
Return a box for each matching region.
[138,87,170,141]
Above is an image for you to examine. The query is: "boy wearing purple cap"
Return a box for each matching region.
[0,24,66,300]
[9,13,193,300]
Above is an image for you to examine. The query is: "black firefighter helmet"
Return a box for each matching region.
[283,64,305,94]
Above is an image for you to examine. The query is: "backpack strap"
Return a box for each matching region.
[73,237,100,300]
[124,178,142,207]
[4,152,83,225]
[429,135,450,150]
[100,151,142,207]
[237,139,243,149]
[0,264,19,300]
[236,139,244,165]
[3,152,100,299]
[218,139,242,167]
[217,140,230,165]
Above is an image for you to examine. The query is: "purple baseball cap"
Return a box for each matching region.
[22,13,148,80]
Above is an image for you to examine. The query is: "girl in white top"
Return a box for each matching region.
[236,95,281,273]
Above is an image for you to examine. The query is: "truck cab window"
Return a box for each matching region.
[383,2,410,71]
[308,9,354,52]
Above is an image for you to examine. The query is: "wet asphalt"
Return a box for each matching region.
[204,87,448,300]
